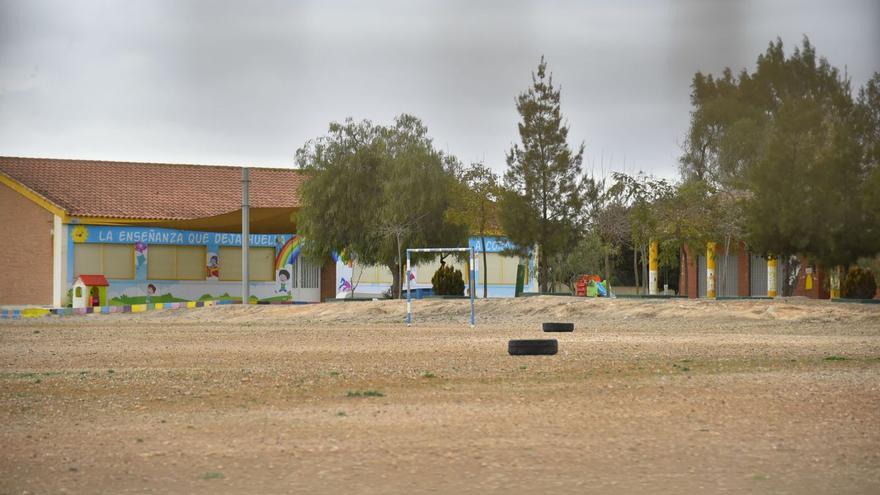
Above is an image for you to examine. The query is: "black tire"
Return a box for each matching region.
[508,339,558,356]
[542,322,574,332]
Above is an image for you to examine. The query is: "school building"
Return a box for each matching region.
[679,242,833,299]
[0,157,335,307]
[1,156,536,307]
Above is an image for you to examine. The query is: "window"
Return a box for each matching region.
[476,253,524,285]
[73,243,134,279]
[218,246,275,281]
[297,257,320,288]
[147,245,206,280]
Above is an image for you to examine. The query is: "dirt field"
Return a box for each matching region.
[1,296,879,494]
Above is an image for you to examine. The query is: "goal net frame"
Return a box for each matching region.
[405,247,476,327]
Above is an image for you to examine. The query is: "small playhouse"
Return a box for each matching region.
[72,275,109,308]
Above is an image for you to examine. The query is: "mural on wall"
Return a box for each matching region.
[135,242,148,278]
[65,225,320,305]
[206,252,220,280]
[332,249,354,298]
[334,236,538,298]
[274,235,304,270]
[276,266,292,294]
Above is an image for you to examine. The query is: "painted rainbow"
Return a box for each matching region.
[275,235,303,271]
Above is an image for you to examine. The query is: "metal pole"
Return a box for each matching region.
[469,247,475,327]
[241,167,250,305]
[405,250,412,326]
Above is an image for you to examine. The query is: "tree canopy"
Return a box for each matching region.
[500,56,588,292]
[295,115,468,297]
[681,37,880,266]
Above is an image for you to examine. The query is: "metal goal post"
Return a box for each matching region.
[405,247,476,327]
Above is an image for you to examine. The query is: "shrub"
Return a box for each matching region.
[432,264,465,296]
[842,266,877,299]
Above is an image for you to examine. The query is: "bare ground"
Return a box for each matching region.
[1,296,879,494]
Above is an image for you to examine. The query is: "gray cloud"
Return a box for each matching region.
[1,0,877,179]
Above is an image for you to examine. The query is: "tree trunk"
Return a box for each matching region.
[633,247,640,295]
[389,262,401,299]
[604,247,612,294]
[481,235,488,299]
[682,245,689,297]
[396,233,403,299]
[539,243,549,293]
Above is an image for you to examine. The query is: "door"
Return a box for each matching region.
[290,256,321,302]
[716,254,738,297]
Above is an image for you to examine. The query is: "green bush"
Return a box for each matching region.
[432,264,465,296]
[842,266,877,299]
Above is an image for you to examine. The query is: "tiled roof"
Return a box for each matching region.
[0,156,306,220]
[76,274,109,286]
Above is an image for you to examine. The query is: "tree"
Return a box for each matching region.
[501,56,586,292]
[554,233,605,293]
[295,115,469,298]
[445,162,502,298]
[655,179,720,296]
[681,37,879,274]
[856,72,880,254]
[607,172,674,294]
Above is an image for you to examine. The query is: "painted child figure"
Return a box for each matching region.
[277,269,290,293]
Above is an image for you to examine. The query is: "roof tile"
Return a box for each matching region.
[0,156,306,220]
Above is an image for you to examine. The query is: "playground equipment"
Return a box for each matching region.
[405,247,476,327]
[72,274,109,308]
[575,274,607,297]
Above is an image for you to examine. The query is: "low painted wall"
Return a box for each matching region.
[66,225,321,304]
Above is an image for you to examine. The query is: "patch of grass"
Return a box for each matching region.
[107,369,115,374]
[824,356,847,361]
[0,372,38,380]
[336,411,347,417]
[751,474,769,481]
[201,471,224,480]
[326,371,340,377]
[519,365,528,370]
[346,390,384,398]
[421,371,436,379]
[680,359,692,363]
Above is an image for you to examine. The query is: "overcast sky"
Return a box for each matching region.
[1,0,878,179]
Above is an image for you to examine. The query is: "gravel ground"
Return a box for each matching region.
[1,296,879,494]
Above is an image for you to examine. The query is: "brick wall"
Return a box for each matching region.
[680,241,751,298]
[793,259,830,299]
[320,257,336,302]
[680,245,699,298]
[0,183,54,305]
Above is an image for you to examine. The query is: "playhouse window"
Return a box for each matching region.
[73,243,134,279]
[217,246,275,281]
[147,245,206,280]
[75,286,82,298]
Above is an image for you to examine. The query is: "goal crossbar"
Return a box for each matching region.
[405,247,475,327]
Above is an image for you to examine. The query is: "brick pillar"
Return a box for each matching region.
[793,258,828,299]
[815,265,830,299]
[320,257,336,302]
